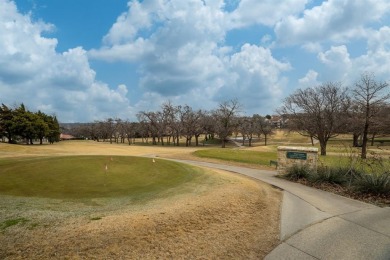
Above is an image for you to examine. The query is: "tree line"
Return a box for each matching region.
[0,103,60,144]
[67,100,275,148]
[67,72,390,160]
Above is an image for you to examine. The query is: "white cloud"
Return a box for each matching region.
[367,26,390,53]
[275,0,390,46]
[217,44,291,113]
[299,70,320,87]
[0,0,131,122]
[103,0,155,45]
[88,38,154,62]
[354,34,390,78]
[317,45,351,81]
[88,0,293,115]
[228,0,307,28]
[90,0,227,98]
[315,32,390,85]
[318,45,351,66]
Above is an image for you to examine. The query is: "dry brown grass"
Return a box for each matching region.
[0,141,282,259]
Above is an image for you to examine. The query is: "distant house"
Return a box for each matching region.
[60,133,76,140]
[270,115,289,128]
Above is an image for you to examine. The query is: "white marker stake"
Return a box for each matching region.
[105,164,108,172]
[152,158,155,163]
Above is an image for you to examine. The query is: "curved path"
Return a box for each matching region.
[172,159,390,260]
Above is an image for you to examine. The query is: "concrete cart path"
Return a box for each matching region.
[170,159,390,260]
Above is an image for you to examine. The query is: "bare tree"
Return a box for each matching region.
[353,73,390,159]
[138,110,167,145]
[279,82,350,156]
[238,115,260,147]
[123,121,138,145]
[367,104,390,146]
[180,105,204,147]
[213,100,241,148]
[258,115,273,146]
[162,101,177,145]
[345,102,365,147]
[202,112,216,142]
[136,115,150,144]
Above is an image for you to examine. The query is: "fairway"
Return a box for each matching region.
[0,156,202,199]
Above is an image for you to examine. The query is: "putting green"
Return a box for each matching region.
[0,156,203,199]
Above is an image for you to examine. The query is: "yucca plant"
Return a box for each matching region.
[354,171,390,195]
[312,166,348,185]
[285,164,311,180]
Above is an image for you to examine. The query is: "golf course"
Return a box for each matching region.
[0,141,282,259]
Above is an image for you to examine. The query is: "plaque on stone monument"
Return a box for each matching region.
[286,151,307,160]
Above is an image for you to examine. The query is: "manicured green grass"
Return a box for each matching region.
[193,149,277,165]
[0,156,204,200]
[318,154,351,166]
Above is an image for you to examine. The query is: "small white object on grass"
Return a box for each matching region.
[152,158,155,163]
[105,164,108,172]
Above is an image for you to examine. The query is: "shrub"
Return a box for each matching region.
[312,166,348,185]
[285,164,311,180]
[354,172,390,195]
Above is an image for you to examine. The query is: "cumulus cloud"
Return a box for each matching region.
[216,44,291,113]
[275,0,390,46]
[0,0,131,122]
[88,0,293,115]
[354,27,390,78]
[228,0,307,28]
[299,70,320,88]
[317,34,390,85]
[317,45,351,81]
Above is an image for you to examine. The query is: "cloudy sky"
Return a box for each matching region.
[1,0,390,122]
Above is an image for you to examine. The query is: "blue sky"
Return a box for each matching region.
[1,0,390,122]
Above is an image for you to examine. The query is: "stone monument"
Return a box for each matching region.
[277,146,318,174]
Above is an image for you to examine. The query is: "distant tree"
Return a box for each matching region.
[137,111,165,145]
[46,115,60,144]
[123,121,137,145]
[35,111,50,144]
[213,99,241,148]
[368,104,390,145]
[114,118,125,143]
[202,113,216,141]
[192,109,205,146]
[353,73,390,159]
[279,82,350,156]
[179,105,204,147]
[238,116,255,146]
[0,104,15,143]
[258,115,273,146]
[345,102,365,147]
[13,104,37,144]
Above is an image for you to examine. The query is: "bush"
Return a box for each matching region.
[285,164,311,180]
[354,172,390,195]
[312,166,348,185]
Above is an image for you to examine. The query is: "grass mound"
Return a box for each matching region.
[0,156,203,199]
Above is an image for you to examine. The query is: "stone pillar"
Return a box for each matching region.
[277,146,318,175]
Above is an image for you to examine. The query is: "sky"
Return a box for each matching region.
[1,0,390,122]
